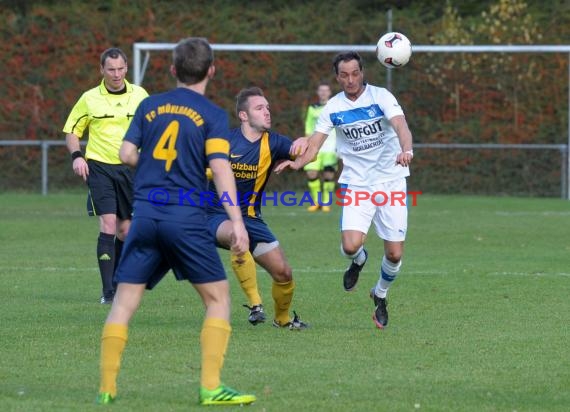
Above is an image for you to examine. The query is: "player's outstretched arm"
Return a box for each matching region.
[289,137,309,157]
[275,132,327,174]
[209,158,249,255]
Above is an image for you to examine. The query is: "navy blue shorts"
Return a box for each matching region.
[86,160,133,219]
[207,213,277,253]
[115,216,226,289]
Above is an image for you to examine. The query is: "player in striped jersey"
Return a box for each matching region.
[208,87,308,330]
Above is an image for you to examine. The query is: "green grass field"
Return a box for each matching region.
[1,193,569,412]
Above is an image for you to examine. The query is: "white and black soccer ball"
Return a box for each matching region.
[376,32,412,69]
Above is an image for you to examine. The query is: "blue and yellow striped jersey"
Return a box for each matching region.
[209,128,292,219]
[124,87,231,222]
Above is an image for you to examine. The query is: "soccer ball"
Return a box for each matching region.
[376,32,412,69]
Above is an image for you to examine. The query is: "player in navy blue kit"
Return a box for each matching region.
[208,87,308,330]
[96,37,256,407]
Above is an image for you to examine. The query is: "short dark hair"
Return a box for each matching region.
[173,37,213,85]
[100,47,128,67]
[235,86,264,117]
[332,51,363,74]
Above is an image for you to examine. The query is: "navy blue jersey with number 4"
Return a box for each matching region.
[124,87,231,222]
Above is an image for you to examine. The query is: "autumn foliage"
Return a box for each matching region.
[1,0,568,195]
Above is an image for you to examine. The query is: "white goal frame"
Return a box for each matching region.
[133,43,570,199]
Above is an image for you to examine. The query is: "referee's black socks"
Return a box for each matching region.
[114,238,124,273]
[97,233,116,298]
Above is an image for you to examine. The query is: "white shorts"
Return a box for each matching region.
[339,178,408,241]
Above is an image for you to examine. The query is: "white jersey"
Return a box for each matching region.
[319,128,336,153]
[315,84,409,185]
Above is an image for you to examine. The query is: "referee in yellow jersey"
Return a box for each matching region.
[63,47,148,304]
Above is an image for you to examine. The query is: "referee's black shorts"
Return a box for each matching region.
[86,160,134,219]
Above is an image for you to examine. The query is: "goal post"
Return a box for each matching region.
[133,43,569,86]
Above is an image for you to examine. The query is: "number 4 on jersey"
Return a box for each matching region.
[153,120,179,171]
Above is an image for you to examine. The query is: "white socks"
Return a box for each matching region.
[341,245,367,266]
[374,255,402,298]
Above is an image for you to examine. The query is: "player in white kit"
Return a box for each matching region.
[276,51,414,329]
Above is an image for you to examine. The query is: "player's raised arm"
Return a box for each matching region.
[275,131,328,173]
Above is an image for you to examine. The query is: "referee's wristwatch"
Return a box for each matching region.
[71,150,84,161]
